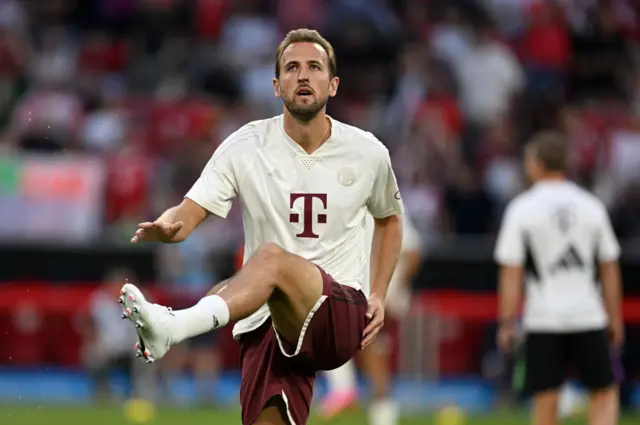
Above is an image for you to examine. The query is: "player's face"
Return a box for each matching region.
[273,42,339,122]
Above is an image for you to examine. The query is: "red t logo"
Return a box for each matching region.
[289,193,328,238]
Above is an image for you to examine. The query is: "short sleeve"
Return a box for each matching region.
[185,135,241,219]
[494,202,525,266]
[367,148,404,219]
[597,207,621,262]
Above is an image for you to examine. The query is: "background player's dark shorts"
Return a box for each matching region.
[524,329,621,395]
[238,267,368,425]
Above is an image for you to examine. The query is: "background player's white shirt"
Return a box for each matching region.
[186,115,403,338]
[494,180,621,332]
[362,212,421,315]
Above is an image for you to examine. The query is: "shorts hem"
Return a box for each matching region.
[242,388,299,425]
[280,390,298,425]
[273,295,328,357]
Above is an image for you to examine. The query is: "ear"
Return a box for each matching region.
[273,78,281,97]
[328,77,340,98]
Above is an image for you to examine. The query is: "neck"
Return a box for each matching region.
[283,109,330,154]
[537,173,566,183]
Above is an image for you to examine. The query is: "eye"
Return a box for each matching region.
[310,64,321,70]
[286,64,298,71]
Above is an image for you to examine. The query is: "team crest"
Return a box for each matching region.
[337,167,356,186]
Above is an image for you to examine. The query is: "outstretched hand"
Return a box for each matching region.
[131,221,184,243]
[361,293,385,350]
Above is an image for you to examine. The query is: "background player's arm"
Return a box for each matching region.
[494,204,525,332]
[498,265,523,325]
[397,215,423,287]
[597,207,624,347]
[399,248,422,285]
[600,261,622,326]
[132,133,241,245]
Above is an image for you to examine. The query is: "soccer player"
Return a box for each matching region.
[119,29,404,425]
[320,212,422,425]
[495,131,623,425]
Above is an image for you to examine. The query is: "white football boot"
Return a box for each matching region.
[118,281,175,363]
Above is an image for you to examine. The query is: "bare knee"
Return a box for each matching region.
[253,243,285,264]
[532,390,559,425]
[534,390,559,408]
[250,243,286,279]
[589,386,618,425]
[590,385,618,404]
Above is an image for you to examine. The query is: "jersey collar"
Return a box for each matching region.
[278,114,337,157]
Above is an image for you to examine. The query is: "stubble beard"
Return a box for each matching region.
[282,95,328,123]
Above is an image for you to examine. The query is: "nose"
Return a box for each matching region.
[297,67,310,82]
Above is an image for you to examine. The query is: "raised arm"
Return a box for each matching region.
[131,129,245,244]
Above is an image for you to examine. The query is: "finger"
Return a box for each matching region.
[171,221,184,232]
[137,222,155,229]
[497,337,506,353]
[497,334,510,353]
[365,303,378,320]
[362,316,383,339]
[361,327,381,349]
[152,221,171,231]
[131,229,145,243]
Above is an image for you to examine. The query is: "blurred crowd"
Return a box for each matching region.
[3,0,640,405]
[2,0,640,250]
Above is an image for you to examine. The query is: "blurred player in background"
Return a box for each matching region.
[82,268,138,403]
[118,28,404,425]
[321,213,422,425]
[495,131,623,425]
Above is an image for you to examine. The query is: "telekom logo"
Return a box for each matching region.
[289,193,328,238]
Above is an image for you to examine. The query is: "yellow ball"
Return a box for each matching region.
[123,398,156,423]
[434,405,466,425]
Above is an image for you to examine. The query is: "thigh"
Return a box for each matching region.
[238,320,315,425]
[262,248,324,348]
[569,330,616,391]
[524,333,565,395]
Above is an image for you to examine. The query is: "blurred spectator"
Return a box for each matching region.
[518,1,571,98]
[443,163,495,235]
[0,0,636,244]
[81,268,138,402]
[0,0,639,415]
[456,23,524,128]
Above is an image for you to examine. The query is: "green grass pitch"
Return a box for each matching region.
[0,405,637,425]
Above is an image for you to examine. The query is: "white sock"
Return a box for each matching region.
[368,398,399,425]
[325,359,357,393]
[170,295,230,343]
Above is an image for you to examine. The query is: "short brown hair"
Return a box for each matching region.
[526,130,569,172]
[275,29,337,79]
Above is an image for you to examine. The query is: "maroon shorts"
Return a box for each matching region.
[238,267,368,425]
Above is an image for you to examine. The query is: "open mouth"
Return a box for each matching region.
[296,87,313,96]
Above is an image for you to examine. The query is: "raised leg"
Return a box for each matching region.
[119,243,324,361]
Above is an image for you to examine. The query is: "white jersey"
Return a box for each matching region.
[494,180,621,332]
[186,115,404,338]
[362,213,421,315]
